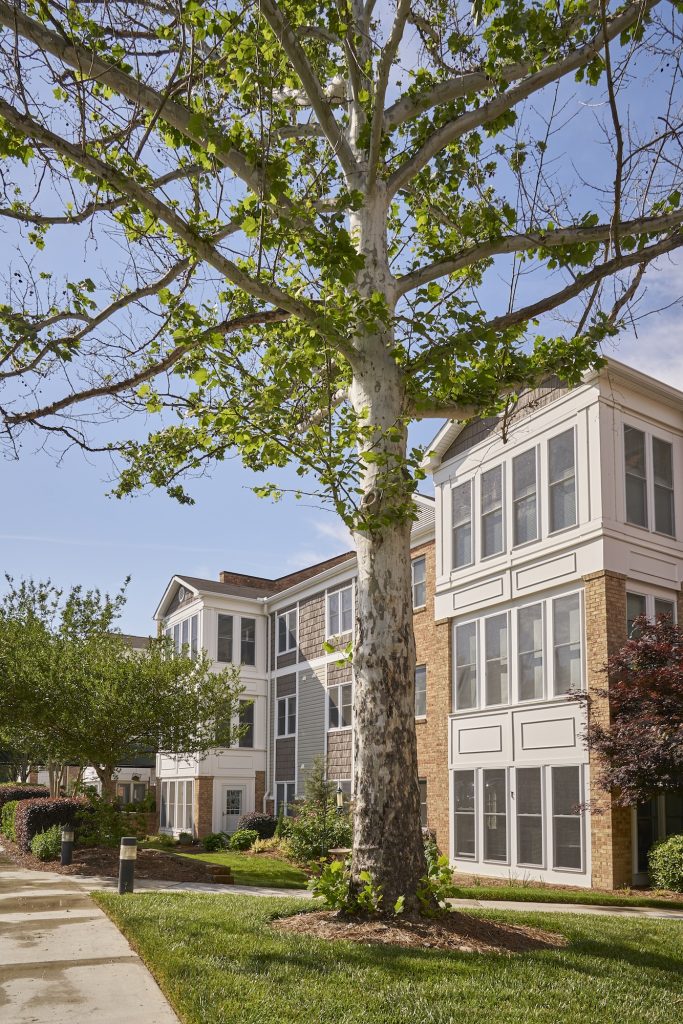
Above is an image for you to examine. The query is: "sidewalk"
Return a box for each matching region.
[0,854,179,1024]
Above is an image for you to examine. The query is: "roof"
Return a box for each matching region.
[120,633,153,650]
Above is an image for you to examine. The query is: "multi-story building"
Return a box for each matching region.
[153,494,450,849]
[424,359,683,889]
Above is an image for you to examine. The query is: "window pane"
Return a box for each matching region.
[481,467,504,557]
[328,594,340,635]
[341,587,353,632]
[485,613,508,706]
[341,684,352,728]
[173,623,180,653]
[415,665,427,717]
[625,426,648,527]
[454,770,475,858]
[455,622,477,709]
[452,482,472,568]
[181,619,189,648]
[552,766,582,870]
[277,698,286,736]
[549,430,576,532]
[238,700,254,748]
[288,695,297,734]
[160,782,168,829]
[627,593,647,637]
[328,687,339,729]
[517,767,543,867]
[654,598,675,622]
[169,781,176,830]
[636,798,659,872]
[665,790,683,836]
[217,614,233,663]
[190,615,198,658]
[412,558,426,607]
[553,594,582,695]
[419,779,428,828]
[513,450,537,545]
[240,617,256,666]
[518,603,543,701]
[288,610,297,649]
[278,615,287,653]
[483,768,507,862]
[653,438,674,535]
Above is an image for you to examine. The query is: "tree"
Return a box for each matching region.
[580,615,683,805]
[0,0,682,910]
[0,577,243,797]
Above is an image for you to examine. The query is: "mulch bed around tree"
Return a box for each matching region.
[272,909,567,954]
[1,837,224,883]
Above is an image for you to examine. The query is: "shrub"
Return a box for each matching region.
[649,833,683,891]
[75,796,128,848]
[310,859,385,915]
[14,797,89,852]
[178,831,194,845]
[288,805,352,863]
[145,833,177,849]
[229,828,259,851]
[1,800,19,842]
[0,784,49,813]
[235,812,277,840]
[31,824,64,862]
[251,837,283,854]
[203,832,230,852]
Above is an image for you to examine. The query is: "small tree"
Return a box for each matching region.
[580,615,683,805]
[0,577,243,798]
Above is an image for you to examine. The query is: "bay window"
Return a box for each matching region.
[481,466,504,558]
[483,768,507,862]
[455,621,477,709]
[518,603,544,701]
[548,429,576,532]
[653,437,675,535]
[453,770,476,858]
[484,613,508,706]
[240,617,256,666]
[552,765,583,870]
[160,779,193,832]
[217,614,233,663]
[452,481,472,568]
[552,594,582,695]
[512,448,538,545]
[238,699,254,748]
[516,767,544,866]
[625,425,648,527]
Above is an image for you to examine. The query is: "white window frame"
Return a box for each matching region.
[451,479,473,570]
[624,423,676,538]
[550,763,585,873]
[240,616,256,667]
[276,694,296,738]
[515,765,546,869]
[326,585,354,638]
[482,767,509,865]
[627,590,677,636]
[276,780,296,816]
[453,618,478,711]
[277,608,298,654]
[547,427,577,535]
[216,613,234,664]
[453,768,477,860]
[515,601,545,703]
[159,779,194,833]
[412,556,427,609]
[415,664,427,719]
[652,435,675,537]
[328,682,353,731]
[483,611,509,708]
[512,446,540,547]
[551,590,584,696]
[480,464,505,560]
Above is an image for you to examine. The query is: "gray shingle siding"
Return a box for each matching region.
[296,667,326,796]
[275,737,296,781]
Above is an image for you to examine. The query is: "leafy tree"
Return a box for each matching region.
[0,577,243,797]
[581,615,683,805]
[1,0,682,909]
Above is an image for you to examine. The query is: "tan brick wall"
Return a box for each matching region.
[583,570,632,889]
[194,776,214,838]
[255,770,266,814]
[413,539,451,854]
[327,730,352,780]
[299,591,326,661]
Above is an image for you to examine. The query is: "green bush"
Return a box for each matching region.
[145,833,177,849]
[235,812,277,839]
[310,859,385,915]
[229,828,259,851]
[31,824,63,862]
[203,832,230,852]
[288,805,352,863]
[75,795,127,848]
[1,800,19,842]
[178,831,194,845]
[649,833,683,891]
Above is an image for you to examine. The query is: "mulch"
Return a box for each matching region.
[272,908,568,954]
[1,837,222,883]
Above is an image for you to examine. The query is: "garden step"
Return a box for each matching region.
[207,867,234,884]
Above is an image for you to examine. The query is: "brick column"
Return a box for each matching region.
[583,570,632,889]
[194,776,215,838]
[255,771,266,814]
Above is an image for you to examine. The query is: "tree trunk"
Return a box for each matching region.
[96,766,116,802]
[348,187,429,914]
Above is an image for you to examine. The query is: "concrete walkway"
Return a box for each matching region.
[0,855,179,1024]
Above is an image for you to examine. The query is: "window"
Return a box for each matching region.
[518,603,544,701]
[190,615,198,659]
[624,425,648,527]
[653,437,675,536]
[553,594,582,695]
[419,779,428,828]
[278,609,297,654]
[276,781,296,816]
[173,622,180,653]
[452,481,472,568]
[627,593,647,637]
[238,699,254,748]
[412,557,426,608]
[484,613,508,706]
[181,618,189,649]
[548,429,576,532]
[277,694,296,737]
[160,779,193,832]
[453,770,476,858]
[655,598,675,621]
[328,585,353,636]
[240,617,256,666]
[481,466,504,558]
[217,614,233,663]
[328,682,352,729]
[455,621,477,710]
[415,665,427,718]
[513,448,538,545]
[483,768,507,862]
[552,766,582,870]
[516,767,543,866]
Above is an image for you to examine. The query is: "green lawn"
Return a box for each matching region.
[178,850,308,889]
[448,883,683,912]
[94,891,683,1024]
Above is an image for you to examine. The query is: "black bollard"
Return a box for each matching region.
[60,828,74,866]
[118,836,138,894]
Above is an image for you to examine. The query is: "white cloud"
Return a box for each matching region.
[285,517,354,569]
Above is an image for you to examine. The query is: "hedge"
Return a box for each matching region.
[0,783,49,813]
[1,800,19,842]
[649,833,683,892]
[14,797,90,852]
[235,812,277,839]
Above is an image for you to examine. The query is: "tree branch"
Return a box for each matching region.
[395,210,683,296]
[388,0,660,196]
[367,0,411,191]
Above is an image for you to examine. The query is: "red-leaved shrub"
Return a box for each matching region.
[14,797,90,852]
[0,784,49,813]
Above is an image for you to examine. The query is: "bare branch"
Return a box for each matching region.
[367,0,411,191]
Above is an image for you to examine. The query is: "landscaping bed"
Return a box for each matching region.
[0,836,229,883]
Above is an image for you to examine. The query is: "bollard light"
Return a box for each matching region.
[118,836,138,894]
[61,828,74,866]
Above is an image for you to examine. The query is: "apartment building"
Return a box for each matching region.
[153,494,450,848]
[424,359,683,889]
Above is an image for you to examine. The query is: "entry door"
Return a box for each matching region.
[222,787,244,834]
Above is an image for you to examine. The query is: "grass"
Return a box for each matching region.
[94,891,683,1024]
[447,882,683,912]
[177,849,308,889]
